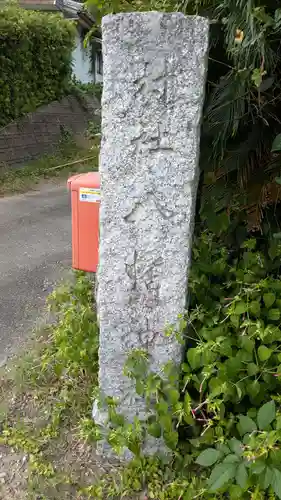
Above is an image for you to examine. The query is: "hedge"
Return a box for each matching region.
[0,6,76,127]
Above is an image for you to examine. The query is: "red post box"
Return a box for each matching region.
[67,172,100,272]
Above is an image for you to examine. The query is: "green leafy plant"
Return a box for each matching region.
[44,271,99,380]
[85,231,281,499]
[0,6,75,126]
[87,119,101,138]
[196,400,281,496]
[71,78,103,101]
[184,232,281,416]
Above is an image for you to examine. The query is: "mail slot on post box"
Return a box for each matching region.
[67,172,100,273]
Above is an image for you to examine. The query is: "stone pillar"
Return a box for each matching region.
[95,12,209,444]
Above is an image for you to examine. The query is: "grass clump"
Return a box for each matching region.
[0,271,102,499]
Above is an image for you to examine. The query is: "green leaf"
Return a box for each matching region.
[187,348,201,370]
[239,349,252,362]
[268,309,280,321]
[226,356,243,377]
[271,468,281,499]
[252,461,266,474]
[217,443,230,455]
[253,6,273,25]
[237,415,257,436]
[229,484,244,498]
[275,177,281,185]
[247,380,260,399]
[236,383,243,400]
[252,68,263,88]
[241,337,255,353]
[209,378,225,398]
[273,232,281,240]
[242,239,257,250]
[249,300,261,317]
[196,448,221,467]
[243,434,250,445]
[263,325,280,343]
[234,301,247,315]
[147,422,161,439]
[258,345,272,362]
[163,430,178,450]
[272,134,281,152]
[159,413,172,432]
[270,449,281,466]
[247,408,257,419]
[230,315,240,328]
[276,416,281,430]
[223,454,240,463]
[263,292,276,308]
[229,438,243,456]
[156,400,169,415]
[263,466,273,489]
[208,463,237,492]
[182,363,190,373]
[202,350,217,365]
[247,363,259,377]
[184,392,191,414]
[167,389,180,405]
[135,379,145,395]
[236,463,248,489]
[275,8,281,26]
[257,401,276,430]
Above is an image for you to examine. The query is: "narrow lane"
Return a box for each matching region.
[0,184,72,364]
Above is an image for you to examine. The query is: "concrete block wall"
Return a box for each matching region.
[0,94,100,168]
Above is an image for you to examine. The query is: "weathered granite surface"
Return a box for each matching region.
[95,11,209,450]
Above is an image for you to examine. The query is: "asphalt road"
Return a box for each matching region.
[0,184,72,366]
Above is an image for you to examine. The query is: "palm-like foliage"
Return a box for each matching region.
[87,0,281,230]
[199,0,281,230]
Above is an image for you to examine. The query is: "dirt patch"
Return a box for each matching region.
[0,274,129,500]
[0,445,28,500]
[0,381,111,499]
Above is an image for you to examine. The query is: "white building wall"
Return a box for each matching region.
[72,26,103,84]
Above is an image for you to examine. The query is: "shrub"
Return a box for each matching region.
[86,232,281,499]
[71,78,103,102]
[0,6,75,126]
